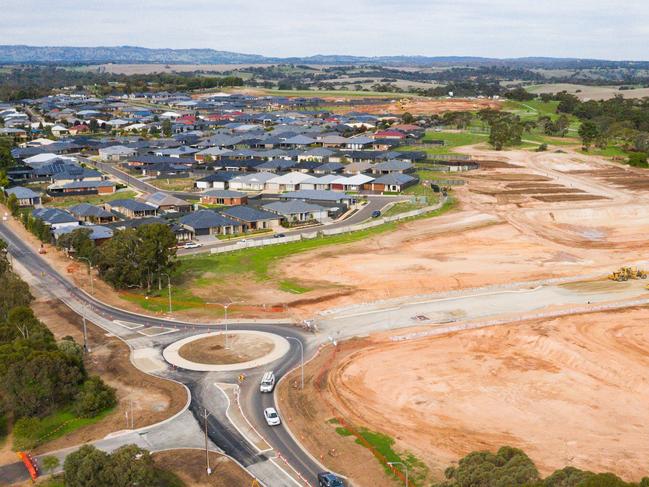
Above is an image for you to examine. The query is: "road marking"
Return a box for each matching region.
[113,320,144,330]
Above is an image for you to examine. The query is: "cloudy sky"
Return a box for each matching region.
[1,0,647,60]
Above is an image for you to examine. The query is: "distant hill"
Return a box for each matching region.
[0,45,647,69]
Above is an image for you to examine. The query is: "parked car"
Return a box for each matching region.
[183,241,202,249]
[371,210,381,218]
[263,407,281,426]
[318,472,344,487]
[259,371,276,393]
[273,233,286,239]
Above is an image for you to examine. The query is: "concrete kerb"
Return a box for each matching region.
[214,383,272,455]
[273,343,349,482]
[163,330,290,372]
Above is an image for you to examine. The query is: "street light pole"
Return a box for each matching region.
[78,257,93,294]
[387,461,408,487]
[203,408,212,475]
[161,272,172,313]
[286,337,304,389]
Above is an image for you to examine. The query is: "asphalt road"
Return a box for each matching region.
[0,221,325,485]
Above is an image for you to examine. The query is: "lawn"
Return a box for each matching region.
[127,198,456,311]
[579,145,631,158]
[12,407,115,451]
[45,190,137,208]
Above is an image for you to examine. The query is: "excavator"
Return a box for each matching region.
[608,267,648,282]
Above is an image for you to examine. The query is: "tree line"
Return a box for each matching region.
[58,223,178,292]
[435,446,649,487]
[0,238,116,449]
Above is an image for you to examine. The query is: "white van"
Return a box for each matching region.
[260,371,275,393]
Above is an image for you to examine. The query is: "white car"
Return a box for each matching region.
[183,242,202,249]
[263,407,281,426]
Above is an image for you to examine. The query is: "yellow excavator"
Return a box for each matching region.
[608,267,647,281]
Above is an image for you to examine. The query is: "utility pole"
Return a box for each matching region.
[82,314,88,353]
[161,272,172,313]
[79,257,93,294]
[203,408,212,475]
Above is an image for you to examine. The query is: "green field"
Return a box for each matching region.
[401,130,489,156]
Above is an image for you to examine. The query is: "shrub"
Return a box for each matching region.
[73,376,117,418]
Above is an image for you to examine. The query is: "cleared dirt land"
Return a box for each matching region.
[331,97,501,115]
[281,308,649,484]
[279,147,649,315]
[177,333,274,365]
[527,83,649,100]
[153,449,253,486]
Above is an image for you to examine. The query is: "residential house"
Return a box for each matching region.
[98,145,138,162]
[364,173,419,192]
[228,172,276,192]
[53,225,113,245]
[5,186,41,206]
[32,207,79,230]
[330,174,375,192]
[200,190,248,206]
[280,190,357,207]
[179,210,241,236]
[47,180,117,196]
[371,160,414,175]
[265,172,314,193]
[221,206,282,231]
[104,199,158,219]
[68,203,117,223]
[141,192,192,213]
[194,172,239,190]
[263,200,329,223]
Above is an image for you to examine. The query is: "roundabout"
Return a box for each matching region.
[162,330,291,372]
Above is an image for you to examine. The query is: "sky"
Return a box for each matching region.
[1,0,648,60]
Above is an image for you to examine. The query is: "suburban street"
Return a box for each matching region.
[2,212,648,485]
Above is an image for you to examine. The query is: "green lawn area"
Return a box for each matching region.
[12,407,115,451]
[335,426,429,485]
[521,132,580,147]
[129,198,456,312]
[579,145,631,158]
[45,190,137,208]
[382,201,427,217]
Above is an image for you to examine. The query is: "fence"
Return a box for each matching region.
[210,196,448,254]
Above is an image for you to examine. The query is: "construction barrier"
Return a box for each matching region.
[18,451,39,481]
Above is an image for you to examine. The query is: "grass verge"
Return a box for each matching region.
[12,407,115,451]
[335,426,429,485]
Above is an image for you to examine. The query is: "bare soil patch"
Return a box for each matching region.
[153,449,253,486]
[333,98,501,115]
[178,334,274,365]
[532,194,609,202]
[282,308,649,483]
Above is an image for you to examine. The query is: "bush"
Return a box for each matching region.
[627,152,648,168]
[12,416,41,450]
[73,376,116,418]
[536,143,548,152]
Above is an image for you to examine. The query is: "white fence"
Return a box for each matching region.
[210,196,448,254]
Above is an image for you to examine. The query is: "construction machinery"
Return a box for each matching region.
[608,267,648,282]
